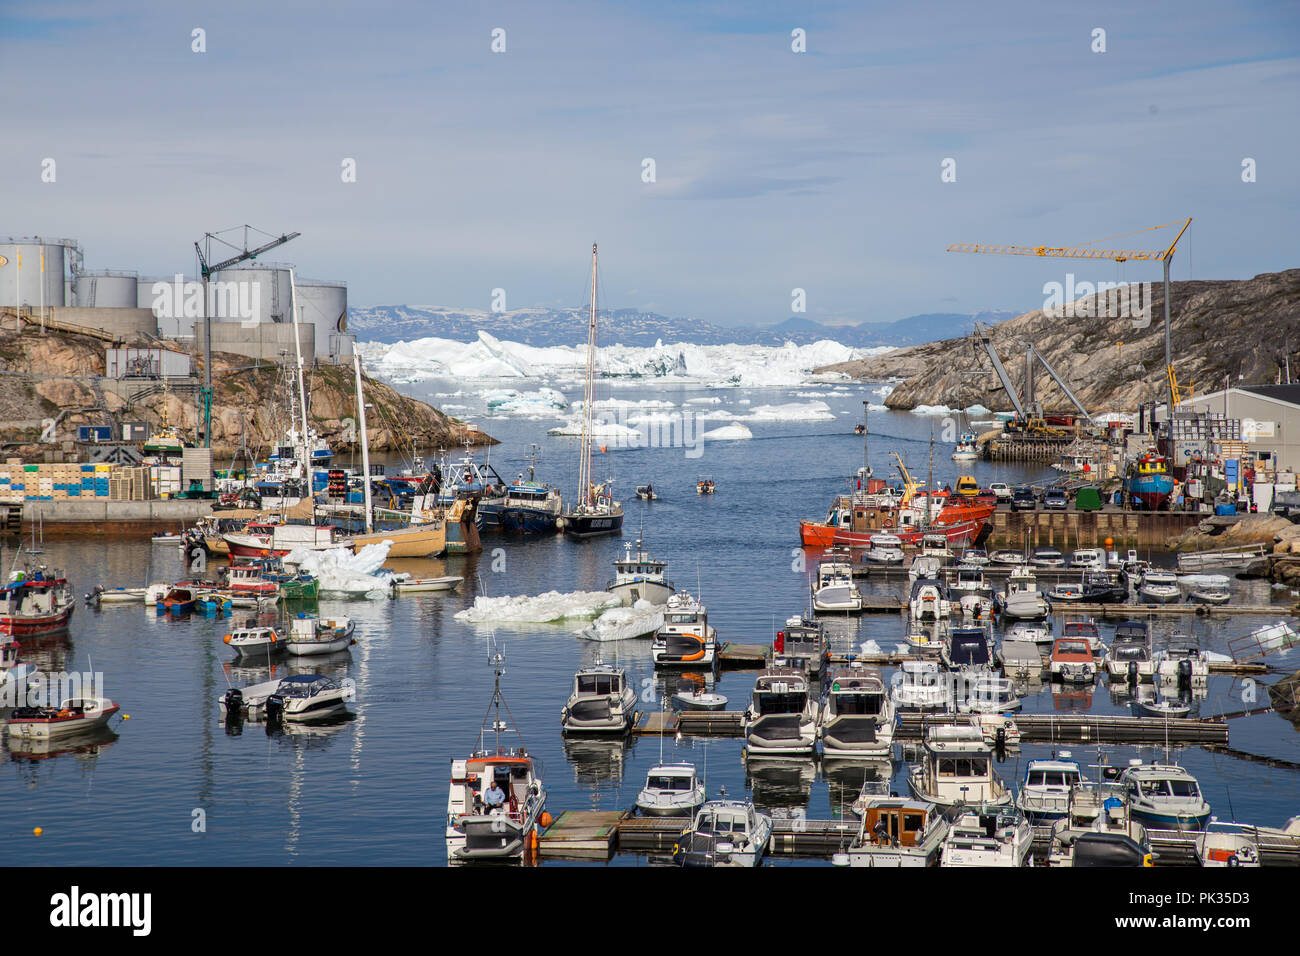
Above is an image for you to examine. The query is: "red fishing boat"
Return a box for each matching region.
[0,567,75,637]
[799,453,994,548]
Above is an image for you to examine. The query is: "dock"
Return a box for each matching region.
[538,809,629,860]
[717,642,771,669]
[897,712,1229,745]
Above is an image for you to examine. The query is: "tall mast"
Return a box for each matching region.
[577,243,598,510]
[289,269,310,479]
[353,352,374,534]
[861,400,871,480]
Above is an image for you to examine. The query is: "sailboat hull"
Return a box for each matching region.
[562,512,624,539]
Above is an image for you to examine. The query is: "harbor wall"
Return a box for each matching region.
[984,508,1203,550]
[15,498,212,535]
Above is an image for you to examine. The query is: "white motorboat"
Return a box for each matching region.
[959,548,989,566]
[1030,548,1065,568]
[1050,636,1097,683]
[907,724,1012,811]
[743,667,818,756]
[1187,583,1232,605]
[220,674,349,724]
[908,577,951,623]
[1016,754,1084,823]
[560,662,638,734]
[1117,761,1211,830]
[446,654,547,863]
[997,566,1049,620]
[841,797,949,868]
[1108,639,1156,681]
[636,763,705,817]
[223,624,287,659]
[940,804,1033,867]
[969,712,1021,749]
[651,591,717,667]
[85,585,148,606]
[1047,780,1151,866]
[908,554,944,583]
[1006,619,1053,647]
[1138,569,1182,604]
[957,592,994,623]
[671,688,728,711]
[1133,690,1193,718]
[951,432,978,463]
[6,696,120,739]
[390,575,463,594]
[961,675,1021,714]
[902,621,947,655]
[819,663,893,758]
[811,551,863,613]
[1196,821,1262,867]
[989,550,1026,567]
[606,537,675,607]
[863,533,904,565]
[774,616,830,678]
[1152,637,1210,685]
[1069,548,1105,571]
[284,614,356,656]
[941,625,994,673]
[672,800,772,868]
[951,563,990,598]
[891,658,951,712]
[920,533,953,563]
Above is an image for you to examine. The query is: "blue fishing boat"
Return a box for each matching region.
[496,447,563,534]
[1123,452,1174,510]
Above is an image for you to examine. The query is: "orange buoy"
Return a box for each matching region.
[539,811,553,828]
[1104,537,1113,549]
[33,827,43,836]
[599,445,607,454]
[223,635,231,644]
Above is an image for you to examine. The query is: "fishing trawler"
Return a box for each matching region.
[446,652,548,863]
[496,446,564,535]
[560,244,624,541]
[1123,451,1174,511]
[0,566,74,637]
[606,537,675,607]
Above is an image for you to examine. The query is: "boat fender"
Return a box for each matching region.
[539,811,552,828]
[223,634,231,644]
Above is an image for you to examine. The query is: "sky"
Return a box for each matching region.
[1,0,1297,328]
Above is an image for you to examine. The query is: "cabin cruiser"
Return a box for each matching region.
[940,804,1033,867]
[1050,636,1097,683]
[1016,755,1084,823]
[819,663,893,758]
[961,675,1021,714]
[941,626,994,673]
[774,616,829,679]
[1080,570,1129,604]
[908,578,951,623]
[811,550,864,613]
[672,800,771,868]
[1117,762,1212,830]
[863,533,904,565]
[446,655,547,863]
[891,659,951,712]
[220,674,349,725]
[606,537,675,607]
[1196,821,1262,867]
[1006,619,1052,647]
[1030,548,1065,568]
[1153,638,1210,685]
[7,696,120,739]
[223,624,287,660]
[1069,549,1105,571]
[841,797,949,867]
[651,592,716,667]
[743,667,818,756]
[1107,639,1156,681]
[997,566,1049,621]
[988,550,1026,567]
[284,615,355,656]
[1048,780,1150,865]
[952,432,978,462]
[1138,569,1182,604]
[907,725,1011,810]
[636,763,705,816]
[951,563,991,598]
[560,662,638,734]
[920,533,952,564]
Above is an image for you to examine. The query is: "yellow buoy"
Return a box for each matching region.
[33,827,43,836]
[123,715,131,720]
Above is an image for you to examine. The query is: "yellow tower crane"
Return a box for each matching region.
[948,218,1193,414]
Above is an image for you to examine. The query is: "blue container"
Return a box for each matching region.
[1215,503,1237,516]
[69,488,80,496]
[81,464,95,472]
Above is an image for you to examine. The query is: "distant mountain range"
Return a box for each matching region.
[347,305,1019,348]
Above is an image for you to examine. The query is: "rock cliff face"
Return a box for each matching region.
[817,269,1300,412]
[0,325,491,456]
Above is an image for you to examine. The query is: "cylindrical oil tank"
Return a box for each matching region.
[75,270,139,308]
[295,278,348,358]
[209,263,295,326]
[0,238,67,309]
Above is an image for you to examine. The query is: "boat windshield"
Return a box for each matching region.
[833,692,884,715]
[577,674,621,695]
[648,775,693,791]
[1137,778,1200,799]
[665,613,698,625]
[696,812,746,835]
[1027,770,1080,788]
[1057,640,1090,656]
[755,691,806,715]
[938,757,989,777]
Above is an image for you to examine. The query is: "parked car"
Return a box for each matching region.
[1011,486,1037,511]
[1043,488,1069,511]
[955,475,980,497]
[989,482,1013,503]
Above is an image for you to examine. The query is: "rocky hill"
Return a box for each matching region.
[816,269,1300,412]
[0,321,490,458]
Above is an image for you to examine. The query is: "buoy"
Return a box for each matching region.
[33,827,42,836]
[123,715,130,720]
[539,811,553,828]
[1104,537,1113,549]
[599,445,607,454]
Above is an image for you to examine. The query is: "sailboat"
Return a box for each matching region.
[560,243,624,540]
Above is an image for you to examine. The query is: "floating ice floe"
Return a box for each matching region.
[701,422,753,441]
[454,590,622,624]
[911,404,955,416]
[579,600,664,641]
[743,401,836,422]
[546,420,643,438]
[483,387,568,416]
[861,640,883,655]
[284,542,395,598]
[685,396,722,404]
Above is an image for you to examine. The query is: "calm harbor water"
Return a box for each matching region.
[5,379,1298,866]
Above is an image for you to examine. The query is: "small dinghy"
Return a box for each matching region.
[672,688,728,711]
[1133,694,1192,718]
[7,696,120,739]
[1187,581,1231,605]
[220,674,349,725]
[151,533,183,545]
[284,614,355,656]
[635,484,659,501]
[195,591,233,614]
[391,575,463,594]
[85,585,147,606]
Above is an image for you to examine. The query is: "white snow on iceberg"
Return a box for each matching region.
[455,590,622,624]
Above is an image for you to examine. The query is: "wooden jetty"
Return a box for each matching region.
[1055,602,1284,618]
[538,809,629,860]
[896,712,1229,745]
[717,642,770,669]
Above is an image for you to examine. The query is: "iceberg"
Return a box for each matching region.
[743,401,836,422]
[455,590,622,624]
[546,420,643,438]
[483,387,568,417]
[702,421,753,441]
[284,542,395,598]
[579,600,664,642]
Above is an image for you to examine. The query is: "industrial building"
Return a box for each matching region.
[1174,384,1300,473]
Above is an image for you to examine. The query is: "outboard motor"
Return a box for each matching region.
[266,694,286,729]
[1177,658,1193,691]
[994,725,1007,759]
[222,688,244,734]
[1127,660,1138,685]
